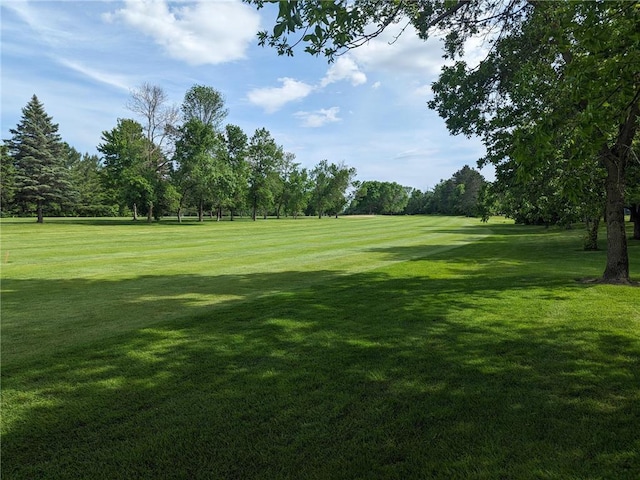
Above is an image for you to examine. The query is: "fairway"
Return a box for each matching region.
[1,216,639,479]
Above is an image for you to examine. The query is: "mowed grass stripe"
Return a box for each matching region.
[1,216,638,479]
[1,216,487,365]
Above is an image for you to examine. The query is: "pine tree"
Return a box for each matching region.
[6,95,72,222]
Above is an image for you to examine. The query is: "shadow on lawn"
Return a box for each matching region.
[2,259,639,478]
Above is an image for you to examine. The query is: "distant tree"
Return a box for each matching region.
[451,166,485,216]
[127,83,180,221]
[0,144,16,215]
[404,188,431,215]
[98,118,152,220]
[222,124,249,220]
[5,95,73,222]
[246,128,283,220]
[273,151,299,218]
[173,118,223,221]
[182,85,229,131]
[284,164,311,218]
[63,144,112,216]
[426,166,486,217]
[348,180,409,215]
[310,160,356,218]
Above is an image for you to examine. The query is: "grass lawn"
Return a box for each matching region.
[1,215,639,479]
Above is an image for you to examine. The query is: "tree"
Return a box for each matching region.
[127,83,180,221]
[348,180,409,215]
[98,118,152,220]
[246,128,284,220]
[253,0,640,283]
[627,150,640,241]
[5,95,72,223]
[182,85,229,131]
[272,153,312,219]
[310,160,356,218]
[63,144,112,216]
[173,118,225,221]
[404,188,431,215]
[0,144,16,215]
[284,164,311,218]
[222,124,249,220]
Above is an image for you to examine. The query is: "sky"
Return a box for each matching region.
[1,0,494,190]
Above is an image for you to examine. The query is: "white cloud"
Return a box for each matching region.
[413,83,432,98]
[372,81,382,89]
[247,78,314,113]
[320,56,367,87]
[57,59,132,92]
[350,23,445,77]
[104,0,260,65]
[294,107,341,128]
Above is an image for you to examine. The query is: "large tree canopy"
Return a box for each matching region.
[252,0,640,283]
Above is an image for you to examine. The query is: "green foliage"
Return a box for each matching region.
[427,165,486,217]
[182,84,228,131]
[4,95,73,222]
[173,118,225,221]
[98,118,150,219]
[247,128,284,220]
[310,160,356,218]
[222,124,250,218]
[63,144,114,216]
[348,180,410,215]
[404,188,432,215]
[0,144,16,215]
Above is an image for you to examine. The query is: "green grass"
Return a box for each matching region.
[1,216,639,479]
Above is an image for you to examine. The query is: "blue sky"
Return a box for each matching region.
[1,0,493,190]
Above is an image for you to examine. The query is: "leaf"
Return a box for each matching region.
[274,22,286,38]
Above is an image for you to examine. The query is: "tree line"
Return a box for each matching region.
[1,86,490,222]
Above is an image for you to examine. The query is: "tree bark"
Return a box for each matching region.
[600,97,639,282]
[602,152,628,283]
[583,217,599,251]
[198,199,204,222]
[147,201,153,223]
[132,203,138,221]
[36,200,43,223]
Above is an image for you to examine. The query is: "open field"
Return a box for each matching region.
[1,216,639,479]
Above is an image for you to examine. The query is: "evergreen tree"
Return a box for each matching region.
[0,144,16,215]
[6,95,72,222]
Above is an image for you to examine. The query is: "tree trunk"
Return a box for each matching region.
[583,217,599,251]
[177,206,182,223]
[198,200,204,222]
[252,197,257,221]
[601,98,638,283]
[147,202,153,223]
[602,155,628,283]
[36,200,44,223]
[132,203,138,221]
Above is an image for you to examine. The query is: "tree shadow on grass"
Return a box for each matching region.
[2,262,639,479]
